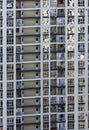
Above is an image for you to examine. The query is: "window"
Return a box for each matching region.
[78,34,85,41]
[43,80,49,87]
[0,39,2,46]
[7,73,14,80]
[7,91,13,98]
[7,55,14,62]
[0,74,2,80]
[67,52,74,60]
[43,97,49,105]
[7,127,14,130]
[7,19,13,27]
[68,87,74,94]
[78,78,85,86]
[68,61,74,69]
[43,71,49,78]
[78,17,85,24]
[7,29,13,36]
[0,2,2,9]
[78,96,85,103]
[78,121,85,129]
[0,65,2,71]
[7,118,14,124]
[68,104,74,112]
[68,70,74,76]
[68,96,74,104]
[7,100,13,107]
[78,104,85,111]
[68,114,74,121]
[43,53,49,60]
[7,47,13,54]
[7,1,13,9]
[68,122,74,129]
[78,61,85,68]
[43,88,49,95]
[7,109,14,116]
[78,69,85,76]
[78,0,85,6]
[78,52,85,59]
[7,64,13,72]
[0,11,2,18]
[7,11,13,18]
[43,115,49,122]
[67,0,74,6]
[7,37,14,44]
[78,86,85,94]
[16,118,21,123]
[7,82,13,90]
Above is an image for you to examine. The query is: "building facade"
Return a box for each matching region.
[0,0,89,130]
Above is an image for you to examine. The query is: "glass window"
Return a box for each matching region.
[7,19,13,27]
[7,1,13,9]
[7,55,14,62]
[78,0,85,6]
[7,108,14,116]
[7,91,14,98]
[7,37,14,44]
[7,100,13,107]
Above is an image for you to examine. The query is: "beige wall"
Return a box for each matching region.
[23,81,36,87]
[23,28,40,34]
[24,89,37,96]
[23,63,40,70]
[22,1,40,8]
[23,10,40,17]
[24,98,36,104]
[24,107,36,114]
[23,37,40,43]
[23,54,39,61]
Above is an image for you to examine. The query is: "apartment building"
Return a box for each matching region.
[0,0,89,130]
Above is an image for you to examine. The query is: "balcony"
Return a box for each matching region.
[50,97,65,105]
